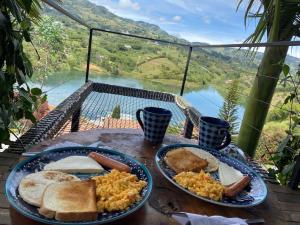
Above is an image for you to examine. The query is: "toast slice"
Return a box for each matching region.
[18,171,79,207]
[38,180,98,221]
[164,148,208,173]
[44,156,104,173]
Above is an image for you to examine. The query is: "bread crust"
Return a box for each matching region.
[55,211,98,221]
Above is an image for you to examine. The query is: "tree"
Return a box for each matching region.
[237,0,300,157]
[31,16,66,88]
[0,0,49,147]
[219,80,240,133]
[111,105,121,119]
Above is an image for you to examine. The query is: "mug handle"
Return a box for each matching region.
[136,109,144,131]
[216,129,231,150]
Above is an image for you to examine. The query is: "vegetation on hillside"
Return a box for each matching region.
[258,64,300,185]
[111,105,121,119]
[219,80,240,133]
[25,0,266,93]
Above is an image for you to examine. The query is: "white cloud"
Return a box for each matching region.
[159,17,165,22]
[165,0,189,10]
[173,31,244,45]
[118,0,140,11]
[173,15,182,22]
[202,16,211,24]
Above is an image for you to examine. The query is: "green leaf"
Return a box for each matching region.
[25,111,36,123]
[282,64,290,76]
[15,108,24,120]
[0,11,8,30]
[277,135,290,153]
[31,87,42,96]
[31,95,37,102]
[23,0,33,12]
[23,30,31,42]
[0,128,10,143]
[282,162,295,175]
[293,127,300,136]
[283,96,290,105]
[40,95,47,104]
[18,88,34,104]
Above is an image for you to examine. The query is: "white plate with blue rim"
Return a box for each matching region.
[155,144,267,208]
[5,146,152,225]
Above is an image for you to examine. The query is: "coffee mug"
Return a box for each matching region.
[199,116,231,150]
[136,107,172,143]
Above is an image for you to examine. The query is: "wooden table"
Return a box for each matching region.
[9,129,283,225]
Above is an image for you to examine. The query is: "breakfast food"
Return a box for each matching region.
[185,147,219,172]
[218,162,244,186]
[224,176,250,198]
[174,170,224,201]
[92,169,147,212]
[18,171,79,207]
[38,180,98,221]
[44,156,104,173]
[88,152,131,172]
[164,148,208,173]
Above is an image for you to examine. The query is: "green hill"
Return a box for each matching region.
[25,0,297,95]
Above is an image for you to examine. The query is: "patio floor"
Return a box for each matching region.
[55,91,187,136]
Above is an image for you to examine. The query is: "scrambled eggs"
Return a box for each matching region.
[174,170,224,201]
[92,169,147,212]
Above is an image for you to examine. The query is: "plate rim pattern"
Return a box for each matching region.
[5,146,153,225]
[155,143,268,208]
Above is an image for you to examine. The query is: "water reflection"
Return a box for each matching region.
[29,71,245,128]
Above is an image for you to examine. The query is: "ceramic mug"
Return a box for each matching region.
[136,107,172,143]
[199,116,231,150]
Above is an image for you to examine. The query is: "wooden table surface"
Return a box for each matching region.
[9,129,283,225]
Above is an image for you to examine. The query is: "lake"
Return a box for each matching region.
[30,71,245,129]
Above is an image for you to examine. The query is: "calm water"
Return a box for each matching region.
[29,71,245,128]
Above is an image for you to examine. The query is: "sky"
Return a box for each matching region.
[88,0,299,58]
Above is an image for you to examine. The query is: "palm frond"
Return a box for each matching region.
[238,0,300,47]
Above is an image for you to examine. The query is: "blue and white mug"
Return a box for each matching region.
[199,116,231,150]
[136,107,172,143]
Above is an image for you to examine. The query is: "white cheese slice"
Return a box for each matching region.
[44,156,104,173]
[218,162,243,186]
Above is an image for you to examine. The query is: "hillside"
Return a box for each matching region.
[25,0,298,96]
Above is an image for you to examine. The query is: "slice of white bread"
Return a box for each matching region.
[44,156,104,173]
[38,180,98,222]
[18,171,79,207]
[218,162,243,186]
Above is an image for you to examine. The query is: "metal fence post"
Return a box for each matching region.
[183,117,194,139]
[85,28,93,83]
[71,107,81,132]
[180,46,192,96]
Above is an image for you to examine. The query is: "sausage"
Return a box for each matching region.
[88,152,131,173]
[224,176,250,198]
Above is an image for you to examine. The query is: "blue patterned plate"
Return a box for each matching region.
[5,147,152,225]
[155,144,267,208]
